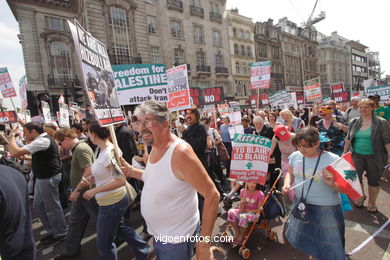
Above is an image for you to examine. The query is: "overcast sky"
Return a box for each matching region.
[0,0,389,100]
[227,0,390,77]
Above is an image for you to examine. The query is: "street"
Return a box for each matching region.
[33,174,390,260]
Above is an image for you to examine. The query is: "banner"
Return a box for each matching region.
[19,75,28,111]
[333,91,350,103]
[269,90,291,108]
[229,111,241,126]
[297,96,304,105]
[230,134,272,184]
[41,101,51,124]
[250,61,272,89]
[59,103,70,128]
[0,111,18,124]
[217,103,229,117]
[201,87,225,105]
[68,20,125,126]
[304,77,322,103]
[365,85,390,102]
[167,64,190,111]
[190,87,201,106]
[0,67,17,98]
[113,63,168,105]
[202,105,216,115]
[330,82,344,94]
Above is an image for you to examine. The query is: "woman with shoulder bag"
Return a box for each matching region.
[343,98,390,213]
[282,127,346,260]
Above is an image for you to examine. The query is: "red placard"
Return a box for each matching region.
[0,111,18,124]
[333,91,350,103]
[260,93,269,106]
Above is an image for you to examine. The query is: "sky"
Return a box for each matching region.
[226,0,390,76]
[0,0,389,107]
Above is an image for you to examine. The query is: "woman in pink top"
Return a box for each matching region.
[227,182,264,244]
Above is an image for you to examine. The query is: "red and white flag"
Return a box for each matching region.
[58,94,65,103]
[326,152,363,201]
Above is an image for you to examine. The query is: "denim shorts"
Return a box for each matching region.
[285,202,345,260]
[352,153,381,187]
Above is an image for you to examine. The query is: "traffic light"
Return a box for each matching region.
[71,84,84,104]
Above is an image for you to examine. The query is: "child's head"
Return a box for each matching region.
[246,182,259,191]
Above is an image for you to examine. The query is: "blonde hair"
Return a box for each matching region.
[358,98,375,108]
[280,109,294,120]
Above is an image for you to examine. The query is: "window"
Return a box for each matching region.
[246,46,252,57]
[196,51,205,66]
[272,46,279,59]
[170,20,183,39]
[238,29,243,38]
[108,7,134,65]
[50,41,72,80]
[146,0,156,3]
[212,30,221,47]
[210,2,220,13]
[235,62,240,74]
[215,52,223,68]
[258,43,267,57]
[150,46,161,63]
[45,16,68,31]
[233,28,237,37]
[244,31,250,41]
[174,48,185,64]
[234,44,239,55]
[240,45,245,56]
[191,0,201,7]
[242,62,247,75]
[147,16,157,33]
[193,25,204,43]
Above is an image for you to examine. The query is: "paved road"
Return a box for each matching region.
[33,174,390,260]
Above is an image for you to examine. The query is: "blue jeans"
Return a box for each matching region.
[33,173,67,237]
[153,224,200,260]
[96,195,149,260]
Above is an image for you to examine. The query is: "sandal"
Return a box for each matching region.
[354,196,367,208]
[367,206,378,213]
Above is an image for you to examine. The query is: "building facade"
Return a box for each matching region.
[317,31,352,97]
[346,40,368,92]
[253,19,284,94]
[226,8,255,99]
[367,51,381,80]
[7,0,233,114]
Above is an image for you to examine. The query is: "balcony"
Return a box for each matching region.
[47,77,80,88]
[190,5,204,17]
[209,12,222,23]
[215,67,228,76]
[174,63,191,73]
[167,0,183,11]
[196,65,211,75]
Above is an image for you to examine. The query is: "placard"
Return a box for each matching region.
[41,101,51,124]
[250,61,272,89]
[0,111,18,124]
[190,87,201,106]
[201,87,225,105]
[59,103,70,128]
[167,64,191,111]
[304,77,322,103]
[0,67,17,98]
[365,85,390,102]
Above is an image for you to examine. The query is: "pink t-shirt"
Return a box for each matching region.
[240,189,264,211]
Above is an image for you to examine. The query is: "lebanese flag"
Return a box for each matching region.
[326,152,363,201]
[58,94,65,103]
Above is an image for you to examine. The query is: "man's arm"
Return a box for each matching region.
[120,157,144,181]
[172,143,220,259]
[7,136,30,158]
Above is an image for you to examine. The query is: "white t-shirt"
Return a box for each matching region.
[91,144,124,199]
[23,133,50,154]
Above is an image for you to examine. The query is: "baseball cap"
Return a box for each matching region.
[368,94,380,100]
[273,125,291,141]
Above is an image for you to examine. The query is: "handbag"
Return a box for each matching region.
[291,153,322,223]
[217,143,230,161]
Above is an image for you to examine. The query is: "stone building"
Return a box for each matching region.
[226,8,255,99]
[346,40,368,92]
[253,19,284,94]
[367,51,381,80]
[7,0,232,114]
[317,31,352,97]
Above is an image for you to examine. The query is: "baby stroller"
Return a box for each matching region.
[222,169,284,259]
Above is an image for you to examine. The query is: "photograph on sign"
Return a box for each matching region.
[113,63,168,105]
[41,101,52,124]
[167,64,190,111]
[68,20,124,126]
[250,61,272,89]
[0,67,17,98]
[269,90,295,109]
[230,134,272,184]
[59,103,70,128]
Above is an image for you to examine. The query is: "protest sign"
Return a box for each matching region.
[228,101,240,107]
[229,111,241,126]
[203,105,216,115]
[365,85,390,102]
[0,67,17,98]
[331,82,344,94]
[19,75,28,111]
[304,77,322,103]
[69,102,82,122]
[228,125,244,139]
[201,87,224,105]
[269,90,291,108]
[333,91,350,103]
[249,95,258,108]
[297,95,304,105]
[190,87,201,106]
[68,20,124,126]
[250,61,272,89]
[59,103,70,128]
[41,101,51,124]
[0,111,18,124]
[217,104,229,117]
[167,64,190,111]
[230,134,272,184]
[260,93,270,106]
[113,64,168,105]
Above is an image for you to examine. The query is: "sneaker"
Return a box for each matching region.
[39,234,53,244]
[43,236,66,248]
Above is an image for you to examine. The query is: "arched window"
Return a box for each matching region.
[108,6,134,65]
[49,41,72,80]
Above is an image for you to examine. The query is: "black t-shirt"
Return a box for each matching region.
[0,165,35,259]
[182,123,208,167]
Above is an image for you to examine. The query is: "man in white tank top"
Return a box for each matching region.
[120,101,220,260]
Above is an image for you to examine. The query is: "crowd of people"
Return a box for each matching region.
[0,94,389,260]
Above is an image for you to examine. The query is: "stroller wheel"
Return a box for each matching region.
[242,248,250,259]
